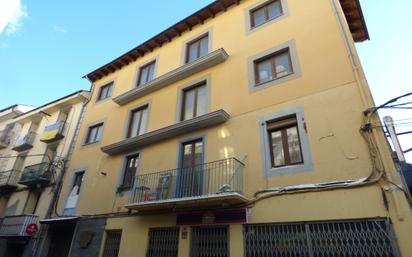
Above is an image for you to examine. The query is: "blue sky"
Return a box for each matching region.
[0,0,411,161]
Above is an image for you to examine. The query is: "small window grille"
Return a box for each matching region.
[102,230,122,257]
[146,227,179,257]
[190,226,229,257]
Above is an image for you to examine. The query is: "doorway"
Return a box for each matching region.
[176,139,204,198]
[46,224,75,257]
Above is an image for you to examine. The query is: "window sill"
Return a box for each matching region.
[113,49,229,105]
[255,72,294,88]
[251,13,284,31]
[266,162,313,177]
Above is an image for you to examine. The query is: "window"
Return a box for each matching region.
[266,115,303,168]
[181,83,207,121]
[97,83,113,101]
[127,106,148,138]
[63,171,85,216]
[85,123,103,144]
[137,61,156,87]
[120,154,139,189]
[254,48,292,85]
[186,34,209,63]
[102,231,122,257]
[146,228,179,257]
[250,0,283,28]
[23,190,41,214]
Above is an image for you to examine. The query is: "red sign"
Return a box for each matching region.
[26,223,38,236]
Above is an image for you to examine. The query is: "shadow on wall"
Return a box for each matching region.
[4,199,19,216]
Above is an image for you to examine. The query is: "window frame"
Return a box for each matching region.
[137,61,156,87]
[96,82,114,102]
[62,170,86,216]
[253,48,293,85]
[126,105,149,138]
[245,0,289,33]
[250,0,284,29]
[185,34,209,64]
[176,76,211,123]
[84,122,104,145]
[266,115,304,168]
[180,82,208,121]
[248,40,301,93]
[119,153,140,191]
[259,107,313,177]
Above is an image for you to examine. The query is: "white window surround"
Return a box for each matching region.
[180,28,213,66]
[116,150,142,194]
[244,0,290,34]
[81,119,106,148]
[248,40,301,93]
[94,79,117,104]
[175,75,211,123]
[122,100,152,140]
[259,106,313,177]
[131,56,159,90]
[62,168,87,216]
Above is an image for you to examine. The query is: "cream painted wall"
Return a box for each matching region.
[0,93,88,220]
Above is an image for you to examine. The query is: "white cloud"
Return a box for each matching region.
[0,0,28,35]
[53,25,67,34]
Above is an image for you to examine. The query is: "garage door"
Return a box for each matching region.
[244,219,400,257]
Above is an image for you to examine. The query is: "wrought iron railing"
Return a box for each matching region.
[0,170,20,188]
[13,131,37,151]
[19,162,52,186]
[129,158,244,205]
[40,120,68,143]
[0,215,39,237]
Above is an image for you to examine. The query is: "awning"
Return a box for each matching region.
[40,216,79,224]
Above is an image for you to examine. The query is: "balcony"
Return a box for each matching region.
[19,163,52,187]
[0,170,20,192]
[113,49,229,105]
[12,131,36,152]
[40,120,67,143]
[0,130,11,149]
[102,110,230,155]
[126,158,248,213]
[0,215,39,237]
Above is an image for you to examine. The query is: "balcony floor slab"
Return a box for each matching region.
[125,192,249,213]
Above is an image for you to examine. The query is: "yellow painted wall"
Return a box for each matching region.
[56,0,412,256]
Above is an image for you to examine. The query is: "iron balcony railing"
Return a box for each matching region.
[0,215,39,237]
[12,131,37,152]
[40,120,68,143]
[0,170,20,189]
[0,129,11,148]
[19,162,52,187]
[129,158,244,205]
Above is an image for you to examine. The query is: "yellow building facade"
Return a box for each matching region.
[38,0,412,257]
[0,91,89,257]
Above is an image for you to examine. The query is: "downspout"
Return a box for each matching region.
[330,0,405,221]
